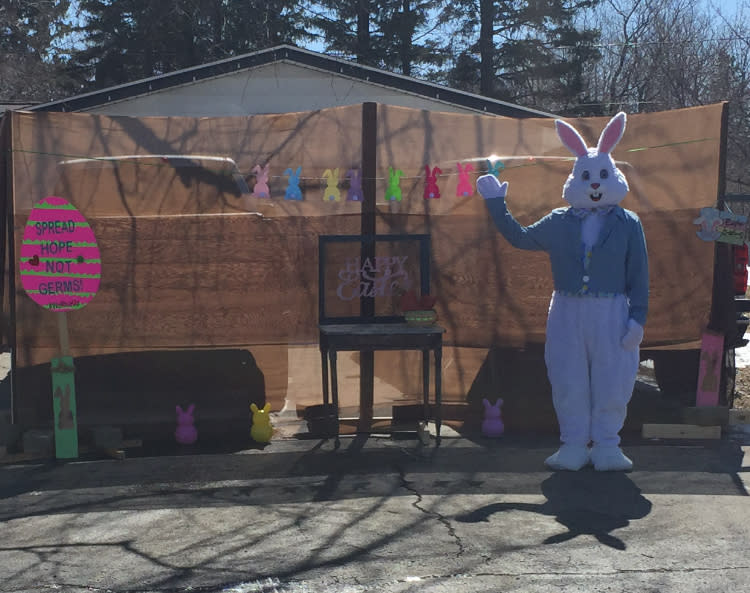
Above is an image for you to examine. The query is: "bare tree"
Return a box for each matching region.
[582,0,750,191]
[708,0,750,193]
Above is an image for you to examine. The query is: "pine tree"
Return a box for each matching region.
[436,0,601,109]
[373,0,446,77]
[307,0,377,65]
[308,0,446,75]
[0,0,77,101]
[72,0,315,88]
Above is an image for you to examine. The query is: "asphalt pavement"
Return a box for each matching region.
[1,422,749,593]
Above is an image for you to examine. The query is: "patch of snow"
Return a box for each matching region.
[736,343,750,368]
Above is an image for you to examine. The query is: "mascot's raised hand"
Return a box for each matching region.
[476,174,508,201]
[477,112,648,473]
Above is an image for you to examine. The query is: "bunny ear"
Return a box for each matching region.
[482,398,491,408]
[187,404,195,414]
[597,111,627,154]
[263,403,271,413]
[251,403,258,413]
[176,405,183,414]
[555,119,589,157]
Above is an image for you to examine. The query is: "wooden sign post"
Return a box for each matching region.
[696,329,724,407]
[19,196,102,459]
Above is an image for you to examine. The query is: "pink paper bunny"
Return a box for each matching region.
[424,165,442,199]
[252,164,270,198]
[456,162,475,197]
[175,404,198,445]
[481,398,504,437]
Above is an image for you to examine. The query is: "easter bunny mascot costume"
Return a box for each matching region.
[476,112,648,471]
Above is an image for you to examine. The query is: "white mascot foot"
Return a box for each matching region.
[544,444,590,471]
[591,445,633,471]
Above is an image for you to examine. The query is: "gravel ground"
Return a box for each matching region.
[734,364,750,409]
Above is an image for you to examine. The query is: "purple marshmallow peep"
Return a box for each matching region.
[481,398,504,438]
[175,404,198,445]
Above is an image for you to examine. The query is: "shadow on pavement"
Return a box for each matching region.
[455,471,652,550]
[0,430,746,524]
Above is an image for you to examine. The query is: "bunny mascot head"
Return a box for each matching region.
[557,112,629,209]
[476,112,649,472]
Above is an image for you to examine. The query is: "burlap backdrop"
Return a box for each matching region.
[7,103,721,416]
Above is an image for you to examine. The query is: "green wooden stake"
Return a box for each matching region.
[52,313,78,459]
[51,355,77,459]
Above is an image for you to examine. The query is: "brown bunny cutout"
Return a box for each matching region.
[55,385,75,430]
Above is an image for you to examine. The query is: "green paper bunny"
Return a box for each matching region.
[385,166,404,202]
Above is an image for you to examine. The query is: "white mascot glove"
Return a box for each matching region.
[621,318,644,351]
[476,174,509,201]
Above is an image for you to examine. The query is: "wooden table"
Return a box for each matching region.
[319,323,446,444]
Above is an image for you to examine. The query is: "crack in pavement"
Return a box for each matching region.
[395,463,466,556]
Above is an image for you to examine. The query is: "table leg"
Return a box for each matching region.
[422,349,430,424]
[358,350,374,433]
[434,346,442,445]
[330,349,340,441]
[320,345,329,407]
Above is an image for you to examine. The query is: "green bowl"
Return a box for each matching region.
[404,309,438,326]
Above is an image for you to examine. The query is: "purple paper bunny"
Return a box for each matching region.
[346,168,364,201]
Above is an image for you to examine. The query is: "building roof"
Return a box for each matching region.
[1,101,36,113]
[29,44,555,119]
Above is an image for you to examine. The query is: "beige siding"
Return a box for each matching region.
[82,62,481,117]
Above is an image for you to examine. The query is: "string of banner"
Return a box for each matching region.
[10,137,716,204]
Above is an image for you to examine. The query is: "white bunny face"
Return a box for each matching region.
[557,112,629,209]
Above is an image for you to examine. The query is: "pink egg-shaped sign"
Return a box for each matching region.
[20,196,101,312]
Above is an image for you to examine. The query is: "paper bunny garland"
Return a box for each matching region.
[252,164,270,198]
[424,165,442,199]
[284,166,303,201]
[456,162,475,197]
